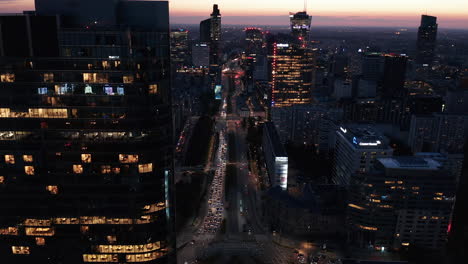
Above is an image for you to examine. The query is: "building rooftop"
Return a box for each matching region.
[378,157,442,170]
[338,124,391,149]
[264,122,288,157]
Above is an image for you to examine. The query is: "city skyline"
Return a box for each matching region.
[2,0,468,29]
[0,1,467,264]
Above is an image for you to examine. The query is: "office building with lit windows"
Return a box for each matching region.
[270,43,314,108]
[0,1,174,263]
[347,157,455,250]
[170,28,190,69]
[333,125,393,186]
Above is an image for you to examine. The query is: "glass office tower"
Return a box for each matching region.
[416,15,438,65]
[271,43,314,108]
[0,1,174,263]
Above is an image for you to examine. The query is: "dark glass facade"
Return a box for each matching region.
[416,15,438,65]
[0,1,174,263]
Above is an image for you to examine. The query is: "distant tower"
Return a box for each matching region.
[210,4,221,42]
[416,15,438,65]
[289,11,312,42]
[209,4,222,86]
[199,18,211,43]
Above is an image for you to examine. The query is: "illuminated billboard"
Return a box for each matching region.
[275,157,288,190]
[215,85,222,100]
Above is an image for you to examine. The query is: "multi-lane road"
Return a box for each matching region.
[177,60,297,264]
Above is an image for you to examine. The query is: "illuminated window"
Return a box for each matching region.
[54,83,74,95]
[102,61,110,69]
[112,167,121,174]
[357,225,378,231]
[24,218,51,226]
[36,237,45,246]
[149,84,158,94]
[25,227,54,236]
[123,75,134,84]
[87,63,93,69]
[73,165,83,174]
[85,84,94,94]
[1,73,15,82]
[46,185,58,195]
[83,73,108,83]
[126,251,164,262]
[0,108,10,117]
[101,166,111,174]
[81,154,92,163]
[114,61,121,68]
[104,85,114,95]
[0,227,18,235]
[83,254,118,263]
[23,155,33,163]
[0,176,4,184]
[96,241,160,253]
[348,203,365,210]
[119,154,138,163]
[5,154,15,164]
[117,86,124,95]
[38,87,48,94]
[25,166,35,175]
[11,246,30,255]
[43,73,54,82]
[107,235,117,243]
[80,225,89,234]
[28,108,68,118]
[138,163,153,173]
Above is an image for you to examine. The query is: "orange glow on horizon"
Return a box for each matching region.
[0,0,467,28]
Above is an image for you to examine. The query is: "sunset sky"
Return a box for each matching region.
[1,0,467,28]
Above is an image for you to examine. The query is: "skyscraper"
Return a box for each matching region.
[289,11,312,43]
[170,28,190,69]
[245,27,263,55]
[0,1,174,263]
[270,43,314,108]
[416,15,438,65]
[199,5,222,89]
[209,4,222,86]
[210,4,221,43]
[199,19,211,43]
